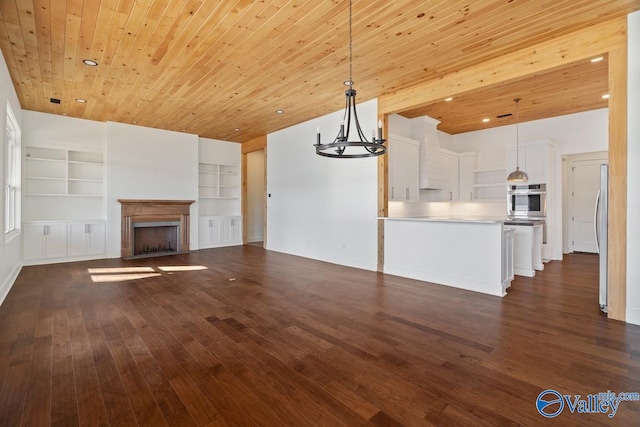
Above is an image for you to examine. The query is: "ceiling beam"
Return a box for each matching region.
[378,17,627,116]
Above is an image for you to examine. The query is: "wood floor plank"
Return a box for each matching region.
[21,335,53,427]
[1,249,640,426]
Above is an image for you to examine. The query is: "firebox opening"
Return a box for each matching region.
[133,221,180,257]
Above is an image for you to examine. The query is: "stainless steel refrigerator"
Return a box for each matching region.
[595,164,608,313]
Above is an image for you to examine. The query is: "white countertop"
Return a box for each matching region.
[379,216,505,224]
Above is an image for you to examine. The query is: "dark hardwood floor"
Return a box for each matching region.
[1,248,639,426]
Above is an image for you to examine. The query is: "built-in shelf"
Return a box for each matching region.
[473,168,507,201]
[24,146,104,197]
[198,162,240,217]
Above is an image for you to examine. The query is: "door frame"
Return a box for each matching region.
[241,136,267,248]
[563,151,608,253]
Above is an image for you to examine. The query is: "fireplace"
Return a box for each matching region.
[133,221,180,256]
[118,199,195,259]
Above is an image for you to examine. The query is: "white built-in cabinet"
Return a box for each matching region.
[507,140,555,260]
[197,146,242,248]
[23,220,107,265]
[389,134,419,202]
[444,151,460,201]
[458,152,477,201]
[198,216,242,248]
[511,224,544,277]
[506,141,550,185]
[502,227,515,285]
[23,145,106,265]
[23,222,68,261]
[68,221,106,257]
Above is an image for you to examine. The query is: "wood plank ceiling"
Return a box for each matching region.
[1,0,639,142]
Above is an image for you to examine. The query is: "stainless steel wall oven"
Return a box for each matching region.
[507,183,546,219]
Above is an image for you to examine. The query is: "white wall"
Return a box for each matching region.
[267,99,379,271]
[106,122,198,257]
[627,10,640,325]
[246,149,265,242]
[0,49,23,305]
[450,108,609,160]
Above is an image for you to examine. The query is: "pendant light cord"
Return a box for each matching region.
[349,0,353,87]
[515,98,520,167]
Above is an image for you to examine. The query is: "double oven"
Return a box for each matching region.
[507,183,546,218]
[506,183,547,243]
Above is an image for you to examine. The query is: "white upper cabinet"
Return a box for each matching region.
[389,134,420,202]
[506,140,552,185]
[458,152,477,202]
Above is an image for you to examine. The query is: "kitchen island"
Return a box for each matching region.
[382,217,514,297]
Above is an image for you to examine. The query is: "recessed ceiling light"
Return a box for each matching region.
[62,112,67,116]
[445,97,453,102]
[234,128,240,131]
[83,59,98,66]
[132,120,137,124]
[482,118,490,123]
[276,109,284,114]
[602,94,610,99]
[590,56,604,63]
[75,98,87,103]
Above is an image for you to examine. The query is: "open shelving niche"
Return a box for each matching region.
[23,145,105,221]
[198,162,240,216]
[473,168,507,201]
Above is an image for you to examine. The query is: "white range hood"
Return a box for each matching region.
[410,116,447,189]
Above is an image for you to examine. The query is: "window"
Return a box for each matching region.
[5,102,20,239]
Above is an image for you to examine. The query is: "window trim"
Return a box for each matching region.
[4,102,20,243]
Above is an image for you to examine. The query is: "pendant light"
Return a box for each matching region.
[507,98,529,182]
[314,0,386,158]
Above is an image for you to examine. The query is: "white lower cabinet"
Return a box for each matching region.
[68,222,106,257]
[23,220,107,265]
[23,223,67,261]
[533,224,544,271]
[502,227,515,285]
[389,135,420,201]
[199,216,242,249]
[510,224,545,277]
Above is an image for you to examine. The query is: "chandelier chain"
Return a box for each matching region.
[349,0,353,86]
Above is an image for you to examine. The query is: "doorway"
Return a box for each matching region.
[564,151,608,253]
[245,149,265,247]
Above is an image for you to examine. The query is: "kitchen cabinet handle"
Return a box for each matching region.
[470,191,473,200]
[43,225,48,236]
[391,187,394,199]
[450,191,453,201]
[405,188,409,200]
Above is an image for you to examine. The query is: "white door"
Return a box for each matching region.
[570,159,605,253]
[23,223,47,261]
[45,224,68,259]
[87,222,106,255]
[68,223,88,257]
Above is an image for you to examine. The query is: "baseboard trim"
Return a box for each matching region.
[0,262,22,306]
[626,307,640,326]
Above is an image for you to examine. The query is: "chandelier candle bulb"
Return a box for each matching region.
[378,119,383,141]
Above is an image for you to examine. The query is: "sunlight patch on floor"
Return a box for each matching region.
[87,265,208,282]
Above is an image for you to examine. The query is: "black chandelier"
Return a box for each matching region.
[314,0,386,158]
